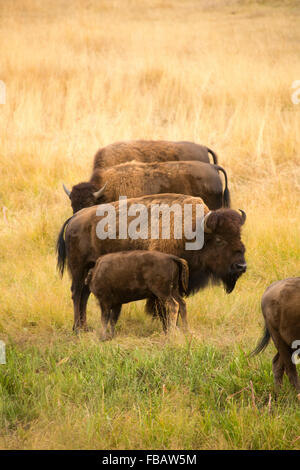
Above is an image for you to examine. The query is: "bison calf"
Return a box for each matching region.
[84,250,189,339]
[252,278,300,397]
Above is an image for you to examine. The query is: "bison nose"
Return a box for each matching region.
[232,262,247,273]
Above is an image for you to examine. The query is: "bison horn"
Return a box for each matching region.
[93,183,107,200]
[202,211,213,233]
[63,183,71,198]
[238,209,246,225]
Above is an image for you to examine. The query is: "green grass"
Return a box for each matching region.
[1,336,300,450]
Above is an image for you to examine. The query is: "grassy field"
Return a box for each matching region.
[1,0,300,450]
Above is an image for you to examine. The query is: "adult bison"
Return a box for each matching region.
[93,140,218,168]
[56,193,246,331]
[63,140,219,207]
[251,278,300,395]
[63,160,230,213]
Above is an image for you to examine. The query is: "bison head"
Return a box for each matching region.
[202,208,247,293]
[63,182,107,213]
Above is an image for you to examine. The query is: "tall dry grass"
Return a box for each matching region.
[0,0,300,449]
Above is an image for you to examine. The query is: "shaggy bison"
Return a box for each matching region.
[85,250,189,338]
[63,140,219,210]
[56,193,247,331]
[63,161,230,214]
[251,278,300,396]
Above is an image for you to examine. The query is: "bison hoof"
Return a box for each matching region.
[72,323,93,333]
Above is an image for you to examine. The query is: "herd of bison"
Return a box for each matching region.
[56,140,300,396]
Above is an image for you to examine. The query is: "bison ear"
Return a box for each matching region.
[203,211,218,233]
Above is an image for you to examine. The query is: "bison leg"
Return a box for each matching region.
[272,352,284,389]
[154,299,169,333]
[145,297,168,332]
[145,296,159,318]
[272,332,300,393]
[71,280,84,331]
[282,349,300,393]
[178,298,188,332]
[70,264,90,331]
[283,351,300,393]
[173,293,188,332]
[79,284,91,331]
[110,304,122,338]
[159,304,168,334]
[164,297,179,334]
[100,303,112,341]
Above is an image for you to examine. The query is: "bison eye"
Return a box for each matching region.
[215,236,226,246]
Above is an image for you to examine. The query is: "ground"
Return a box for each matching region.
[0,0,300,450]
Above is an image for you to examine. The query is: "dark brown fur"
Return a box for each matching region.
[251,278,300,395]
[68,160,230,213]
[85,250,189,338]
[56,193,246,331]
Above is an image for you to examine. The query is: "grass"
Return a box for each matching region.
[1,338,300,449]
[0,0,300,449]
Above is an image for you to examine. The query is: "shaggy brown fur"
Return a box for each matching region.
[251,278,300,396]
[56,193,246,330]
[93,140,218,169]
[85,250,189,338]
[66,160,230,213]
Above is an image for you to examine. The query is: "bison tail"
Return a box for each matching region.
[215,165,231,208]
[250,325,271,357]
[172,257,189,296]
[56,216,73,277]
[207,147,218,165]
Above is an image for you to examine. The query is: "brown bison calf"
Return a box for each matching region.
[252,278,300,397]
[84,250,189,339]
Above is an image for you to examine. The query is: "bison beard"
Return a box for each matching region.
[147,268,241,321]
[188,268,242,295]
[222,271,242,294]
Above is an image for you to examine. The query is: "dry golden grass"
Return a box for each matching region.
[0,0,300,450]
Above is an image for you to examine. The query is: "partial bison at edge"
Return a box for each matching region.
[85,250,189,339]
[251,278,300,397]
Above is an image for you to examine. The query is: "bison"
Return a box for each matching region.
[251,278,300,396]
[92,140,218,169]
[56,193,247,331]
[63,140,219,212]
[63,160,230,214]
[85,250,189,338]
